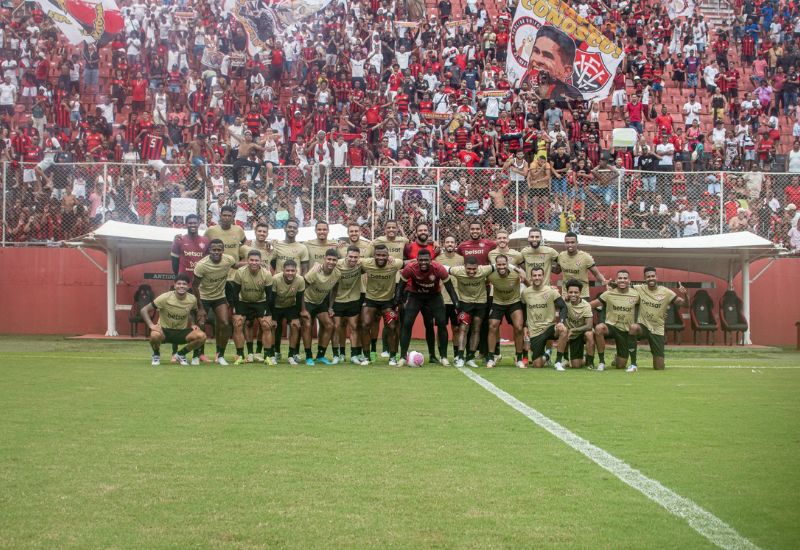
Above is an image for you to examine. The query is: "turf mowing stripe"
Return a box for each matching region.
[457,366,761,550]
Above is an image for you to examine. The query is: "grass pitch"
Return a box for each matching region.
[1,336,799,549]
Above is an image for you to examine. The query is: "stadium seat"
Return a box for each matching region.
[719,290,748,345]
[129,284,155,337]
[665,302,685,345]
[690,290,718,345]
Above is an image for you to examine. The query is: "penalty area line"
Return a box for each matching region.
[456,366,760,550]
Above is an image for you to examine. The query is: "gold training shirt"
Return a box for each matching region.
[487,270,522,305]
[522,286,561,337]
[634,284,677,336]
[304,267,342,305]
[205,224,247,264]
[435,253,464,305]
[193,255,236,300]
[233,265,273,303]
[521,245,559,282]
[565,300,593,339]
[346,239,373,259]
[361,257,403,301]
[153,291,197,330]
[273,275,306,309]
[448,265,494,303]
[488,248,523,266]
[303,239,339,266]
[271,240,310,273]
[599,288,640,331]
[557,250,595,298]
[335,259,363,303]
[370,236,408,260]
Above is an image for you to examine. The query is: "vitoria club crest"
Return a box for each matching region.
[573,49,612,93]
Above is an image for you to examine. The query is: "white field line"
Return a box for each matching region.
[668,365,800,369]
[457,366,761,550]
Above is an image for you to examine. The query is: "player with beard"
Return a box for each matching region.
[457,221,497,359]
[303,221,342,359]
[486,255,528,368]
[370,220,408,360]
[590,270,639,372]
[192,240,238,365]
[333,245,366,364]
[558,231,607,299]
[230,249,276,365]
[402,222,441,363]
[628,267,688,371]
[300,250,341,365]
[435,236,464,359]
[396,249,460,366]
[359,244,404,366]
[563,279,595,369]
[520,226,561,363]
[448,257,495,368]
[241,221,272,360]
[270,218,310,275]
[170,213,210,364]
[522,266,569,370]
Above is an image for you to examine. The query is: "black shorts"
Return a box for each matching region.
[606,324,630,359]
[635,324,666,358]
[305,298,331,318]
[162,327,192,344]
[489,301,524,322]
[236,301,269,320]
[333,300,362,318]
[404,293,447,326]
[530,324,556,359]
[460,301,487,318]
[201,297,228,310]
[445,303,458,326]
[225,281,237,305]
[273,305,300,323]
[568,336,585,360]
[364,298,394,311]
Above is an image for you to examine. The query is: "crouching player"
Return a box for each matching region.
[230,249,276,365]
[628,267,687,370]
[591,270,640,372]
[522,266,569,370]
[486,255,528,369]
[563,279,595,368]
[141,274,207,366]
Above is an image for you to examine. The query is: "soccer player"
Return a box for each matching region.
[488,230,523,266]
[370,219,408,259]
[590,270,640,372]
[304,220,340,267]
[230,249,276,365]
[170,213,210,363]
[301,250,341,365]
[192,240,237,365]
[486,255,528,368]
[333,245,366,364]
[271,260,308,365]
[341,222,372,257]
[520,226,560,282]
[401,221,440,362]
[396,249,459,366]
[140,274,207,366]
[435,236,464,358]
[204,205,247,265]
[270,218,310,274]
[457,221,497,358]
[245,221,272,359]
[557,231,607,298]
[522,266,569,370]
[629,267,688,371]
[360,244,404,366]
[447,257,495,368]
[563,279,595,369]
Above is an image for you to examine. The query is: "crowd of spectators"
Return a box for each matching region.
[0,0,799,251]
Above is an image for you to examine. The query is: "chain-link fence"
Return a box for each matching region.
[2,161,799,247]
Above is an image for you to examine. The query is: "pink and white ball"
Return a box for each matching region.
[407,351,425,367]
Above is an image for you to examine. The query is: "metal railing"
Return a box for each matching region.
[2,161,797,248]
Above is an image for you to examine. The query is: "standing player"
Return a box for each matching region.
[170,213,210,364]
[301,250,341,365]
[522,266,569,370]
[590,270,640,372]
[230,249,276,365]
[563,279,595,369]
[488,230,523,267]
[520,226,560,282]
[435,236,464,359]
[629,267,687,371]
[360,244,404,366]
[401,221,440,362]
[457,221,497,358]
[333,245,366,364]
[371,219,408,259]
[270,260,308,365]
[270,218,310,274]
[447,257,495,368]
[558,231,607,298]
[192,240,237,365]
[486,255,528,369]
[341,222,372,257]
[140,274,207,366]
[246,221,272,360]
[396,249,460,366]
[204,204,248,308]
[304,220,340,267]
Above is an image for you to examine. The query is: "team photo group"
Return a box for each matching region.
[147,209,688,372]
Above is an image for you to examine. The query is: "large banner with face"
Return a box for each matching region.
[35,0,123,45]
[664,0,695,19]
[506,0,624,101]
[224,0,331,55]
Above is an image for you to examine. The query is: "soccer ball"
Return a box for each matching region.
[407,351,425,367]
